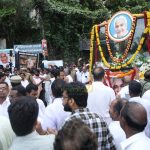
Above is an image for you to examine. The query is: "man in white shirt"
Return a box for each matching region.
[0,116,15,150]
[142,90,150,100]
[128,80,150,137]
[87,67,116,124]
[0,82,10,117]
[33,71,42,85]
[120,102,150,150]
[119,76,131,100]
[76,65,89,84]
[45,69,56,105]
[65,68,73,83]
[42,79,70,131]
[8,96,54,150]
[0,72,11,88]
[81,65,89,84]
[26,83,45,123]
[109,98,126,150]
[20,72,29,88]
[76,66,82,82]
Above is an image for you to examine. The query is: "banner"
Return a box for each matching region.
[19,52,39,69]
[43,60,63,68]
[14,44,42,53]
[14,44,42,68]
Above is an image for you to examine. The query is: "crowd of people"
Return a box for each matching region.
[0,62,150,150]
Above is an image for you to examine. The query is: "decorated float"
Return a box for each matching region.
[89,11,150,87]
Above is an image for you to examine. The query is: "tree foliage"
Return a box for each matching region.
[0,0,150,62]
[0,0,40,47]
[104,0,150,14]
[38,0,109,62]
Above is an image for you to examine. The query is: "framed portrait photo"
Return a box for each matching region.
[108,11,133,42]
[18,52,39,69]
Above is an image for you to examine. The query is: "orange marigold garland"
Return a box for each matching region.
[116,69,135,78]
[105,16,137,63]
[89,26,95,74]
[95,25,148,70]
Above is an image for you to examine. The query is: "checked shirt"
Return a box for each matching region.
[65,108,116,150]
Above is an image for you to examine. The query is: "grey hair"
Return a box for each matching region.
[114,15,127,28]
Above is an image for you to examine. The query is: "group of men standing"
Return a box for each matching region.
[0,63,150,150]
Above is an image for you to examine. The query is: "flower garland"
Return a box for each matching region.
[94,25,110,68]
[147,12,150,52]
[116,69,135,78]
[95,25,148,70]
[148,12,150,31]
[89,26,95,74]
[105,16,137,63]
[105,69,135,78]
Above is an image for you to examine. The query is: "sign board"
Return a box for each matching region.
[79,39,90,51]
[14,44,42,68]
[43,60,63,68]
[14,44,42,53]
[18,52,39,69]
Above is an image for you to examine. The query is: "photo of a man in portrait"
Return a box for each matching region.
[0,52,10,67]
[113,16,128,38]
[19,52,38,69]
[108,11,133,42]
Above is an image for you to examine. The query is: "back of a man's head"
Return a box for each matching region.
[50,68,60,78]
[12,85,26,97]
[8,96,39,136]
[51,79,65,98]
[114,98,127,115]
[26,83,38,94]
[93,67,105,81]
[144,70,150,81]
[0,72,5,82]
[63,82,88,108]
[129,80,141,97]
[110,98,127,121]
[0,72,5,79]
[54,119,98,150]
[10,85,26,103]
[0,65,4,70]
[120,102,147,134]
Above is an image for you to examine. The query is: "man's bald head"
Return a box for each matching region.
[93,67,105,81]
[120,102,147,132]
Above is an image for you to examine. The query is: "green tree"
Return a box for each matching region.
[104,0,150,14]
[34,0,109,62]
[1,0,150,63]
[0,0,41,47]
